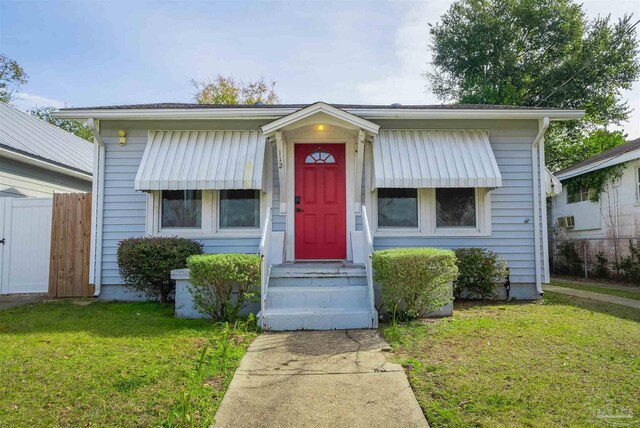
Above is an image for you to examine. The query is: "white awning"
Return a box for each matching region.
[135,130,267,191]
[373,129,502,188]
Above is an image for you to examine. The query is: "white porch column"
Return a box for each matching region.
[354,129,365,213]
[275,130,287,214]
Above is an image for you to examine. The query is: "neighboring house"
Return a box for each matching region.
[552,137,640,239]
[0,102,92,197]
[56,102,583,330]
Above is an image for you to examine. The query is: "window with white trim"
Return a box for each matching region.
[147,190,261,237]
[567,185,595,204]
[436,188,476,228]
[161,190,202,228]
[377,188,419,228]
[219,190,260,229]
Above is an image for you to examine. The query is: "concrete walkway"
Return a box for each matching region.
[544,285,640,309]
[214,330,429,428]
[0,294,47,311]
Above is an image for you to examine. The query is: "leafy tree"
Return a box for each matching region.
[426,0,640,171]
[191,74,280,105]
[0,54,28,103]
[28,106,93,142]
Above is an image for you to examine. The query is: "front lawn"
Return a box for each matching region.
[0,301,256,427]
[382,293,640,427]
[551,279,640,300]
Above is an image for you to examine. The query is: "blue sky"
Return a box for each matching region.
[1,0,639,138]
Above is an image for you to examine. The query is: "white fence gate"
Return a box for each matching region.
[0,197,53,294]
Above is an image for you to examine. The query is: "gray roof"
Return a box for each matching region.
[0,102,93,175]
[556,137,640,177]
[60,102,566,111]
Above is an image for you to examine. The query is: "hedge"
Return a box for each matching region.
[372,248,458,320]
[187,254,261,321]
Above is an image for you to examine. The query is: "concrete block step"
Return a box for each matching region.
[266,286,370,309]
[259,308,375,331]
[269,276,367,287]
[269,265,366,279]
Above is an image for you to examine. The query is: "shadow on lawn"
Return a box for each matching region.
[543,291,640,322]
[0,300,222,338]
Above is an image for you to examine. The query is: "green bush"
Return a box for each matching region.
[187,254,261,321]
[618,240,640,283]
[372,248,458,321]
[117,237,203,303]
[453,248,508,299]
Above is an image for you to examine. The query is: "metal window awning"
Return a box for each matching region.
[373,129,502,188]
[135,130,267,191]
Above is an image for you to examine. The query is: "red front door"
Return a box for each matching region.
[295,144,347,259]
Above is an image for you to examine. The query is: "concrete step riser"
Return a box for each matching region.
[264,312,373,330]
[269,276,367,287]
[267,287,370,309]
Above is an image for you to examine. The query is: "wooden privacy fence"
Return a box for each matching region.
[48,193,93,298]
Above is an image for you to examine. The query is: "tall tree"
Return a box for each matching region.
[426,0,640,171]
[0,54,28,103]
[28,106,93,142]
[191,75,280,105]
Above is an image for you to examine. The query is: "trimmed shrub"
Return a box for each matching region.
[117,237,203,303]
[187,254,261,321]
[372,248,458,320]
[453,248,508,299]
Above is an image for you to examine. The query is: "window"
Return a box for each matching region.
[305,150,335,164]
[161,190,202,228]
[436,188,476,228]
[219,190,260,228]
[567,185,595,204]
[377,188,418,228]
[637,167,640,200]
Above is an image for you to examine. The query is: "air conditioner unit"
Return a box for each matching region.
[558,216,575,228]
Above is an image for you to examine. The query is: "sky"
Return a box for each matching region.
[1,0,639,138]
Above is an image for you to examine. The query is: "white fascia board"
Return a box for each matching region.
[53,107,585,122]
[0,147,92,181]
[556,149,640,181]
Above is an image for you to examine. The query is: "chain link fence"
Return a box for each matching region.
[550,237,640,283]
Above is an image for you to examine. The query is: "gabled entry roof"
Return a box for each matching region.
[260,102,380,136]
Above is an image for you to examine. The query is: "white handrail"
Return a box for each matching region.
[258,206,272,329]
[361,205,378,328]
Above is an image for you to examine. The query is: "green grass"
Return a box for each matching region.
[0,301,257,427]
[382,294,640,427]
[551,279,640,300]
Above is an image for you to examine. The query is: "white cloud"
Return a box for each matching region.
[12,92,66,110]
[356,1,450,105]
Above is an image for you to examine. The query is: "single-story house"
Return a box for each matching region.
[55,102,583,330]
[552,137,640,239]
[0,102,92,197]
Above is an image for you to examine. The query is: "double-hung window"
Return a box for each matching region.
[435,188,476,228]
[377,188,418,228]
[567,185,595,204]
[161,190,202,229]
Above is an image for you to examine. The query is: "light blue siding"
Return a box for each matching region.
[97,119,545,292]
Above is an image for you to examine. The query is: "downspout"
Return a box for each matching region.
[87,118,105,297]
[532,117,549,296]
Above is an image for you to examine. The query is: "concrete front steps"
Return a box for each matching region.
[258,263,377,331]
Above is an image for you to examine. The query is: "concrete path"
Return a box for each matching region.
[214,330,429,428]
[544,285,640,309]
[0,294,47,311]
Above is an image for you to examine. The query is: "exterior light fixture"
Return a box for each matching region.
[118,130,127,146]
[316,124,325,131]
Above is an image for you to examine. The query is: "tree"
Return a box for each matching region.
[0,54,28,103]
[426,0,640,171]
[28,106,93,142]
[191,74,280,105]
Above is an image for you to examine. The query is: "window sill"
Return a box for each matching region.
[374,230,491,238]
